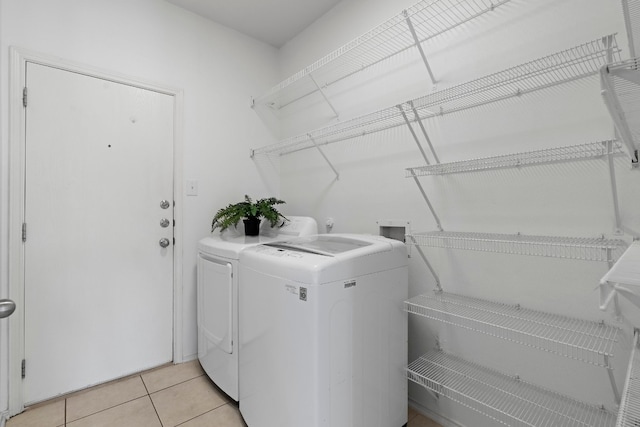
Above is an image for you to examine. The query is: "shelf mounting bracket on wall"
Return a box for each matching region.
[600,61,640,165]
[308,73,340,119]
[409,101,440,163]
[308,134,340,180]
[403,10,437,85]
[407,235,441,290]
[409,169,442,232]
[398,104,432,165]
[622,0,638,57]
[604,140,624,235]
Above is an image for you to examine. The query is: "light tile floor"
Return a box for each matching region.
[7,360,442,427]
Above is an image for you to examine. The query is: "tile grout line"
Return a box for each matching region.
[173,402,229,427]
[145,373,206,395]
[64,394,149,424]
[141,374,165,427]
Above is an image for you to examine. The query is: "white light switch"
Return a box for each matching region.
[186,180,198,196]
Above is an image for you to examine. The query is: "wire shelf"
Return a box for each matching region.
[406,140,624,176]
[251,35,620,157]
[622,0,640,57]
[406,292,621,368]
[408,350,617,427]
[600,241,640,312]
[253,0,513,111]
[407,231,628,262]
[406,140,624,178]
[601,57,640,162]
[617,330,640,427]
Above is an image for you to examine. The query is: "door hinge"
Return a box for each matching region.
[21,359,25,379]
[22,223,27,242]
[22,87,28,108]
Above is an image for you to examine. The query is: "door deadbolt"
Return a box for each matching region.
[159,238,170,248]
[160,218,170,228]
[160,200,171,209]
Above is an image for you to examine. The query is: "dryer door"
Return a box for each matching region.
[197,254,233,354]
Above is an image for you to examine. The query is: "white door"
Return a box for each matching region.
[23,62,174,404]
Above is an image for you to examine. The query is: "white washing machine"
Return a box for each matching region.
[238,234,408,427]
[197,216,317,401]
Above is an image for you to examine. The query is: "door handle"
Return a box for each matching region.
[159,238,170,248]
[0,299,16,319]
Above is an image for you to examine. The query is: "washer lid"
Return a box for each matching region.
[198,216,318,259]
[267,235,372,256]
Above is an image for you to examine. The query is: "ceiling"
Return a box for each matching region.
[166,0,342,48]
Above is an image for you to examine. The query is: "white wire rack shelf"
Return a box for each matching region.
[252,0,513,111]
[616,330,640,427]
[601,57,640,163]
[622,0,640,57]
[600,241,640,313]
[251,35,620,157]
[406,292,621,368]
[407,231,628,262]
[407,350,617,427]
[405,139,624,176]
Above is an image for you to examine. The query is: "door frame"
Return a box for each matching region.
[7,47,184,415]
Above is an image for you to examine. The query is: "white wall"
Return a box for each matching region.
[0,0,280,414]
[272,0,640,425]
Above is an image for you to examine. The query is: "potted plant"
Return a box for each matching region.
[211,195,287,236]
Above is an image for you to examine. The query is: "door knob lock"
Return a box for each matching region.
[0,299,16,319]
[160,200,171,209]
[159,238,170,248]
[160,218,170,228]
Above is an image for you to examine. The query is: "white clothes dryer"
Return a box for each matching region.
[196,216,317,401]
[238,234,408,427]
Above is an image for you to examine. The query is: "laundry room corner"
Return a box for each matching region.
[0,0,282,416]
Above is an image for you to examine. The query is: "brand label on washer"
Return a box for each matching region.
[344,280,356,289]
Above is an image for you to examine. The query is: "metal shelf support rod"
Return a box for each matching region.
[408,235,441,290]
[600,67,640,164]
[308,73,340,119]
[403,10,436,85]
[410,101,440,163]
[308,134,340,180]
[399,105,431,165]
[606,140,624,235]
[605,354,622,404]
[410,172,443,231]
[622,0,637,57]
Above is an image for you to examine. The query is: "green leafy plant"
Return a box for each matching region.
[211,195,287,232]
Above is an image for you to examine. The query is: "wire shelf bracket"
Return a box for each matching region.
[308,134,340,180]
[407,235,441,290]
[407,350,617,427]
[403,10,436,84]
[600,241,640,317]
[600,58,640,165]
[408,170,443,232]
[309,73,340,119]
[616,329,640,427]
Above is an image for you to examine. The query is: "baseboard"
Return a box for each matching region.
[409,398,465,427]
